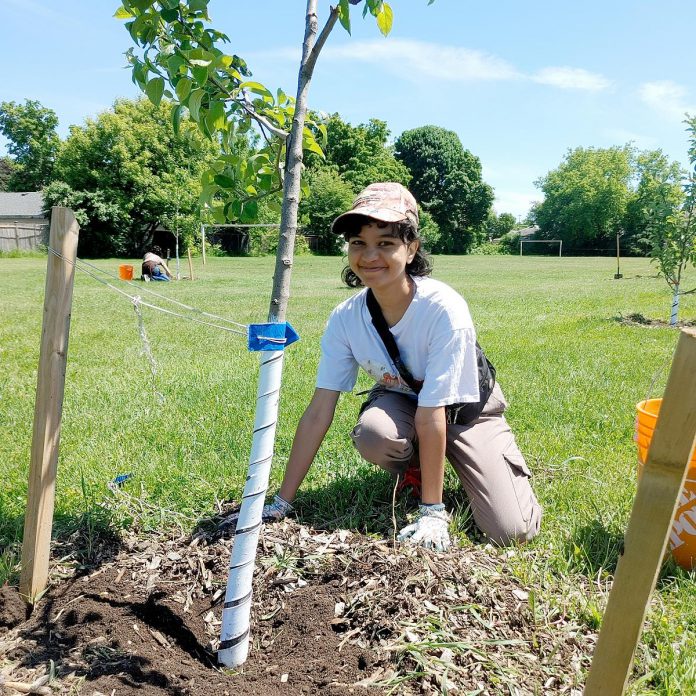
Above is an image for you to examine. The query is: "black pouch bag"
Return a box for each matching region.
[366,289,496,426]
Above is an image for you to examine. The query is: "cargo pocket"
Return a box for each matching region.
[502,447,538,532]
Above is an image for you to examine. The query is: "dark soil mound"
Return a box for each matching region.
[1,521,593,694]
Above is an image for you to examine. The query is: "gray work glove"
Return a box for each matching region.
[397,503,451,552]
[261,494,294,522]
[217,494,293,534]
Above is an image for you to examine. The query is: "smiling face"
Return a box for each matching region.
[346,221,419,293]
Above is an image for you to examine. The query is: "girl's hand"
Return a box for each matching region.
[397,503,451,552]
[261,494,294,522]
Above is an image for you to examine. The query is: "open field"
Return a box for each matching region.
[1,254,695,694]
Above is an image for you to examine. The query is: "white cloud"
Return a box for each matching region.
[532,67,611,92]
[493,190,540,220]
[639,80,695,121]
[323,39,520,83]
[253,39,612,94]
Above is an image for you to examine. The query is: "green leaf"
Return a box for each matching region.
[188,88,204,121]
[166,54,186,77]
[338,0,351,34]
[114,6,134,19]
[171,103,183,136]
[212,204,227,224]
[145,77,165,106]
[239,81,273,100]
[240,199,258,223]
[192,65,209,86]
[230,199,243,219]
[305,138,325,157]
[189,0,209,12]
[205,101,226,133]
[160,7,178,22]
[175,77,193,102]
[214,174,235,189]
[376,2,393,36]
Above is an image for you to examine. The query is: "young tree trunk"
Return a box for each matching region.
[267,0,338,323]
[670,285,680,326]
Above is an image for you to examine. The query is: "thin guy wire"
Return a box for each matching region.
[48,247,249,337]
[72,255,248,329]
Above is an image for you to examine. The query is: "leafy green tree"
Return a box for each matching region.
[485,211,516,240]
[624,149,685,255]
[309,114,411,191]
[118,0,433,321]
[533,146,633,253]
[646,118,696,325]
[0,157,14,191]
[395,125,493,253]
[300,165,355,254]
[44,97,218,256]
[0,100,60,191]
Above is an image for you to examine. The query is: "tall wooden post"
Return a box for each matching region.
[201,224,206,266]
[585,327,696,695]
[20,207,79,603]
[187,247,194,281]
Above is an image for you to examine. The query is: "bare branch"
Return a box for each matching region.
[305,6,340,77]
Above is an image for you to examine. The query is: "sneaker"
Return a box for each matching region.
[396,463,422,498]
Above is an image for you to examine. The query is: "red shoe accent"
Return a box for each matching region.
[396,464,422,498]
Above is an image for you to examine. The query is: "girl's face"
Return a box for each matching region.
[347,221,418,292]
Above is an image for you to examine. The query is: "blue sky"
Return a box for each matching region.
[2,0,695,219]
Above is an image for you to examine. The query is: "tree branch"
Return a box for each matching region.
[305,6,340,77]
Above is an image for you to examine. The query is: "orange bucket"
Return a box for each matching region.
[118,264,134,281]
[636,398,696,570]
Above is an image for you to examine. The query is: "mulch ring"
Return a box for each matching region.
[615,312,696,328]
[1,520,592,695]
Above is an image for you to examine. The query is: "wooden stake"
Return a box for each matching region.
[201,224,206,266]
[187,247,194,281]
[19,208,80,603]
[585,327,696,695]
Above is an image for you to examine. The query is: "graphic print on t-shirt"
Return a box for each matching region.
[363,359,423,394]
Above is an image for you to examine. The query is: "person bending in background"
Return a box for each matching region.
[261,182,542,552]
[142,246,174,281]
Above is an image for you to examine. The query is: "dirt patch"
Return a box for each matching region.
[615,312,696,328]
[1,520,592,695]
[0,585,27,630]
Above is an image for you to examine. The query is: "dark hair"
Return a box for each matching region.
[152,246,163,256]
[340,215,433,288]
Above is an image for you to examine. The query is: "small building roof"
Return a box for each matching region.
[517,226,539,238]
[0,191,46,219]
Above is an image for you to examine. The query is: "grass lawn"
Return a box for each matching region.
[1,253,695,693]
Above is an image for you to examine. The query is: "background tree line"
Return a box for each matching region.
[1,96,693,264]
[0,97,496,257]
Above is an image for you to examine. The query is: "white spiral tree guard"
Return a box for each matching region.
[218,323,298,667]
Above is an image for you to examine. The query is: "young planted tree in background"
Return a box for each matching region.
[0,100,60,191]
[646,118,696,325]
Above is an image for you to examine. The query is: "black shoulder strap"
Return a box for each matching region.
[365,289,422,394]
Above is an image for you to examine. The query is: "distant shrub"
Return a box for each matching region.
[470,242,504,255]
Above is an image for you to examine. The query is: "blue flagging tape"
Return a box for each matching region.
[247,322,300,352]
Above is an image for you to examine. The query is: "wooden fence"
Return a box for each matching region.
[0,221,49,252]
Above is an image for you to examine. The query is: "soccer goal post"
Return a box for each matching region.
[519,239,563,257]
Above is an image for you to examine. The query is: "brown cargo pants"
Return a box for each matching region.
[351,383,542,546]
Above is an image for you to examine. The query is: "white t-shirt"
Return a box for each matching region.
[143,252,164,265]
[316,276,479,407]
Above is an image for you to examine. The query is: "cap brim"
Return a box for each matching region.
[331,208,406,235]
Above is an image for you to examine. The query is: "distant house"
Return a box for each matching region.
[491,225,539,244]
[516,226,540,239]
[0,191,48,252]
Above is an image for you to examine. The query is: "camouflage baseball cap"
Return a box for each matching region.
[331,182,419,235]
